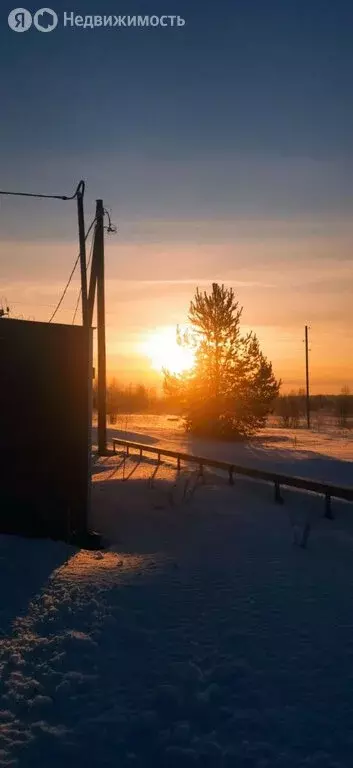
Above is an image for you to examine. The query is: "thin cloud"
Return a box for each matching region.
[107,278,276,288]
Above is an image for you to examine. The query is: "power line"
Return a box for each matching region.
[72,209,117,325]
[0,180,84,202]
[103,208,117,234]
[49,216,97,324]
[48,255,80,323]
[72,227,96,325]
[8,301,76,310]
[72,287,82,326]
[0,179,89,325]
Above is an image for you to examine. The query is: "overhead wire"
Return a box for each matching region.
[0,180,84,202]
[71,209,117,324]
[48,215,97,323]
[72,224,96,325]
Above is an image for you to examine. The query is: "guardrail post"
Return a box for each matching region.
[274,481,283,504]
[109,440,351,512]
[325,493,334,520]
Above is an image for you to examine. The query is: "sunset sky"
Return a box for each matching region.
[1,0,352,392]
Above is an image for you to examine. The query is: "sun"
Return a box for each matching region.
[144,326,194,375]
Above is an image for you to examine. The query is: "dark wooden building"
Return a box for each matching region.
[0,318,92,541]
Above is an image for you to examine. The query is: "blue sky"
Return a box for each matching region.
[1,0,353,390]
[1,0,353,227]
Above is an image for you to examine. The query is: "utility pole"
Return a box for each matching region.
[76,181,88,327]
[87,201,114,455]
[305,325,310,429]
[96,200,107,454]
[0,180,89,326]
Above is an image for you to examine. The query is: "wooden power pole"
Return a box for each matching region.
[96,200,107,454]
[88,200,107,454]
[305,325,310,429]
[76,181,88,327]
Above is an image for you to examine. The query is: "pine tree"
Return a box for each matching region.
[164,283,280,439]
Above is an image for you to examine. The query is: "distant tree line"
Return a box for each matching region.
[94,380,352,430]
[93,379,178,417]
[274,387,353,429]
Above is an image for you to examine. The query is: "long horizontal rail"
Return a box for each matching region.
[112,437,353,519]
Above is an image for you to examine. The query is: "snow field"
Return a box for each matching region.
[98,413,353,487]
[1,445,353,767]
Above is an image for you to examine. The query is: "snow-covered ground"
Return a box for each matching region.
[97,413,353,486]
[1,446,353,767]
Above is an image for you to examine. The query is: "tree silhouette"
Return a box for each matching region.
[164,283,280,439]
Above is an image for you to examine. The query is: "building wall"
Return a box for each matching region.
[0,319,92,540]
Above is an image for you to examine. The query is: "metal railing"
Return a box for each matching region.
[112,437,353,519]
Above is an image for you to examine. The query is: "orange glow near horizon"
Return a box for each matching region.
[2,232,353,394]
[143,326,195,375]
